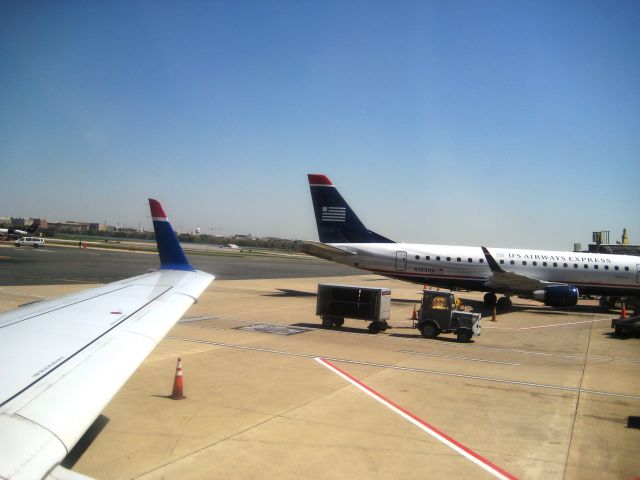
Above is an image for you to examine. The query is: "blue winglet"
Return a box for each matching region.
[149,198,194,271]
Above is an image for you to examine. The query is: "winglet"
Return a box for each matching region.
[149,198,193,271]
[481,247,504,273]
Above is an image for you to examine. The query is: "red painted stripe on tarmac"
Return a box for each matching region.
[316,357,518,480]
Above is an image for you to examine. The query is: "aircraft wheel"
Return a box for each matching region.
[496,297,512,311]
[368,322,381,334]
[483,292,497,306]
[456,329,473,342]
[420,322,440,339]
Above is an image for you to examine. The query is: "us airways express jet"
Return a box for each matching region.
[304,174,640,310]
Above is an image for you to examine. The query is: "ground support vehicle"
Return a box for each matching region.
[611,314,640,337]
[14,237,45,248]
[316,284,391,333]
[414,290,481,342]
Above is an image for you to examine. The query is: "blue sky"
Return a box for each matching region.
[1,0,639,249]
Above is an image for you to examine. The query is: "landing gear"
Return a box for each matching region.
[483,292,497,306]
[496,296,512,311]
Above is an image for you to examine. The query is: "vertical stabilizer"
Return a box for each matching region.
[308,174,394,243]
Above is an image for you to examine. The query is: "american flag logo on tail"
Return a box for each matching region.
[322,206,346,222]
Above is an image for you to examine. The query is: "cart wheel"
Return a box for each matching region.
[368,322,381,334]
[420,322,439,339]
[321,317,333,328]
[380,321,389,331]
[333,318,345,328]
[456,330,473,342]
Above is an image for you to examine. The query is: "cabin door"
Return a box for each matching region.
[395,251,407,272]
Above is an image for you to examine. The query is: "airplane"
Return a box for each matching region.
[0,220,40,238]
[304,174,640,311]
[0,199,214,479]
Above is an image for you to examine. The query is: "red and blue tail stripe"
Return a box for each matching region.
[149,198,193,271]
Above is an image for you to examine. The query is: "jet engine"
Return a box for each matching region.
[533,285,579,307]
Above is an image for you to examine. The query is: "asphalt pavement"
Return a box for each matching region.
[0,244,360,286]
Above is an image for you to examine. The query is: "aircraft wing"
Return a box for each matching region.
[481,246,557,293]
[0,199,214,480]
[301,241,356,262]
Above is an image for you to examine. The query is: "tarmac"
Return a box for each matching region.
[0,244,639,479]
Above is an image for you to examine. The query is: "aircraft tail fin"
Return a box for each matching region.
[26,220,40,234]
[307,174,394,243]
[149,198,194,271]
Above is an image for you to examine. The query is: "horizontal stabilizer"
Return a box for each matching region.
[301,241,356,262]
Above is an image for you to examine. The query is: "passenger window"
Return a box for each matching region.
[584,265,588,269]
[615,266,619,271]
[604,265,609,270]
[479,259,484,263]
[446,257,451,261]
[426,256,430,260]
[594,265,598,269]
[500,260,504,264]
[563,263,567,268]
[436,256,441,261]
[467,258,472,263]
[625,266,629,271]
[543,262,547,267]
[573,264,578,268]
[510,260,515,265]
[533,261,537,266]
[415,255,420,260]
[522,261,527,266]
[553,262,557,267]
[456,257,461,262]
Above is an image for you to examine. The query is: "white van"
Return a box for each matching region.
[15,237,45,248]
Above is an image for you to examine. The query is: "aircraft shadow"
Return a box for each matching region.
[461,299,611,317]
[263,289,420,306]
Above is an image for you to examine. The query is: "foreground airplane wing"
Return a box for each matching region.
[0,199,214,480]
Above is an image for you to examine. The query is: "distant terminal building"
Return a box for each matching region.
[46,222,109,234]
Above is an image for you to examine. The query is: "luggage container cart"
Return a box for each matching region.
[316,284,391,333]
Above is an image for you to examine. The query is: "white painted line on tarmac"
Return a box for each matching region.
[167,336,640,400]
[396,349,520,366]
[516,318,611,330]
[315,357,517,480]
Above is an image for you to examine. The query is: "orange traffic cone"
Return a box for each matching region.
[621,304,627,319]
[491,305,497,322]
[411,305,418,320]
[170,358,186,400]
